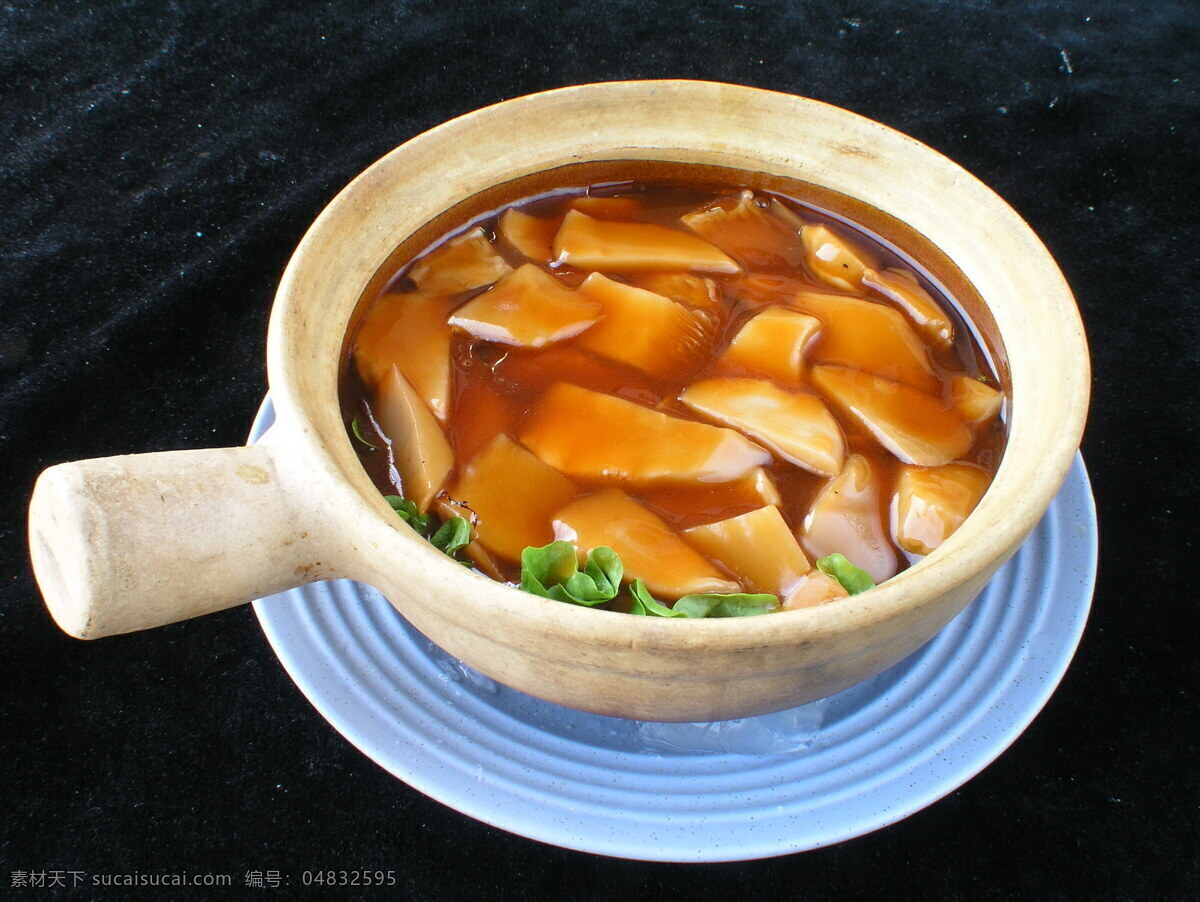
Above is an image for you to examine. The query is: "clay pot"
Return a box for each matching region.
[28,82,1089,722]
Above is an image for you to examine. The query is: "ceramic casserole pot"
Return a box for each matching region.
[28,81,1090,722]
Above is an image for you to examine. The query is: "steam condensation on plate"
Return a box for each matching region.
[634,702,832,755]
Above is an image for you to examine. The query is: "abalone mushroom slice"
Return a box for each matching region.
[520,383,770,485]
[553,210,741,274]
[679,377,846,477]
[554,488,740,598]
[409,226,513,295]
[799,223,879,292]
[448,264,601,348]
[799,454,898,585]
[811,365,973,467]
[682,505,811,597]
[448,434,578,561]
[373,365,454,513]
[892,462,991,556]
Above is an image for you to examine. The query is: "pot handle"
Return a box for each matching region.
[28,441,331,639]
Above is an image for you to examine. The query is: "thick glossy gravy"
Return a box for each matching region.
[342,180,1006,610]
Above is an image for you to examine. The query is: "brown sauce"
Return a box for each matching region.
[341,181,1007,606]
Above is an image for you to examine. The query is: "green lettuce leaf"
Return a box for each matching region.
[628,579,687,617]
[672,592,779,618]
[518,544,782,617]
[627,578,777,618]
[385,494,471,562]
[384,495,430,534]
[815,553,875,595]
[430,516,471,556]
[519,541,623,606]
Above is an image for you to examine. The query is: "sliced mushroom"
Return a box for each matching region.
[636,467,782,530]
[520,383,770,485]
[574,272,713,381]
[949,375,1004,426]
[799,454,898,585]
[893,463,990,556]
[679,377,846,477]
[682,505,811,597]
[799,223,879,292]
[681,190,807,269]
[554,488,740,598]
[409,226,513,295]
[626,271,722,308]
[552,209,741,274]
[448,264,602,348]
[862,266,954,349]
[785,290,941,394]
[353,290,455,421]
[717,307,822,384]
[373,366,454,513]
[782,570,850,610]
[448,434,578,561]
[497,208,561,264]
[810,364,973,467]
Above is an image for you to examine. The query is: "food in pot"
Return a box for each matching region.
[344,182,1005,616]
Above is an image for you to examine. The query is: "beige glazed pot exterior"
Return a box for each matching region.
[28,81,1090,722]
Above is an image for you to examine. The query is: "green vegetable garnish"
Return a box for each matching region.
[672,593,780,617]
[627,579,687,617]
[518,541,623,606]
[384,495,430,534]
[815,553,875,595]
[381,502,868,615]
[627,578,777,617]
[519,547,779,617]
[351,416,380,450]
[430,516,471,556]
[384,494,471,562]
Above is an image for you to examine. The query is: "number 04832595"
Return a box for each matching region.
[301,870,397,887]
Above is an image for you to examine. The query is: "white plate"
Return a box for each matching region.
[250,399,1097,862]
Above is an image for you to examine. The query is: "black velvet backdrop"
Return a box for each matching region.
[3,1,1196,898]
